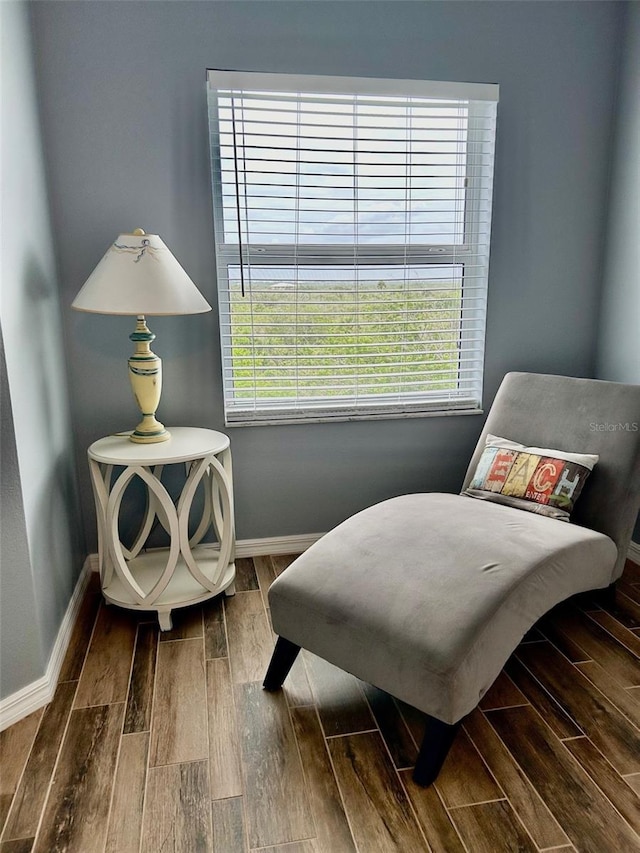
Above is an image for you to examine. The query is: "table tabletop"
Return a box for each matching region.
[88,427,230,466]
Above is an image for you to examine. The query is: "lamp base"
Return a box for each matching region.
[130,415,171,444]
[128,316,170,443]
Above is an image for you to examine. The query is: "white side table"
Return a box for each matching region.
[88,427,236,630]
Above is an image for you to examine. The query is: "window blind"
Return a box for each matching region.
[207,70,499,424]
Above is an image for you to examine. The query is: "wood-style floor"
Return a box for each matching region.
[1,555,639,853]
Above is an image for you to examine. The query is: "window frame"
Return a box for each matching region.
[207,71,498,426]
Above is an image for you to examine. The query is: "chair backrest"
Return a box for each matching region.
[461,372,640,580]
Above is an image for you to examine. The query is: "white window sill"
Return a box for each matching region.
[224,406,484,427]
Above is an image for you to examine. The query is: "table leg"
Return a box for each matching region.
[158,610,173,631]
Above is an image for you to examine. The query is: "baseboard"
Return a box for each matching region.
[82,532,325,571]
[81,535,640,565]
[0,558,92,732]
[235,532,325,557]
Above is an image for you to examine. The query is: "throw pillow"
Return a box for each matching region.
[464,434,598,521]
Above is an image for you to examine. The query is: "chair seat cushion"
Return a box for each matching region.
[268,493,617,723]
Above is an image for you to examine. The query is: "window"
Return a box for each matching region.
[207,71,499,425]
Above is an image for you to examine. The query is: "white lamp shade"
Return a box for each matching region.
[72,231,211,315]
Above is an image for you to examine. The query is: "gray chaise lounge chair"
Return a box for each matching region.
[264,372,640,785]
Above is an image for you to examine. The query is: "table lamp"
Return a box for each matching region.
[72,229,211,443]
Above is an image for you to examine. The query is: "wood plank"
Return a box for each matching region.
[235,681,314,849]
[570,587,604,611]
[258,843,319,853]
[86,570,102,594]
[224,591,273,683]
[211,797,247,853]
[234,557,259,591]
[618,578,640,606]
[149,638,207,766]
[563,736,640,834]
[0,836,31,853]
[394,699,427,749]
[263,631,314,709]
[449,800,537,853]
[433,727,503,809]
[290,706,357,852]
[399,770,466,853]
[576,659,640,728]
[549,607,640,687]
[141,760,212,853]
[0,709,43,833]
[206,658,242,799]
[520,625,545,644]
[486,705,640,853]
[478,670,528,711]
[625,773,640,796]
[74,605,137,708]
[598,588,640,629]
[517,642,640,774]
[32,703,124,853]
[123,622,158,734]
[105,732,149,853]
[303,652,374,737]
[328,731,427,852]
[623,559,640,583]
[58,586,101,681]
[587,610,640,659]
[539,611,592,663]
[283,656,315,708]
[268,623,314,708]
[2,682,76,840]
[271,554,299,576]
[360,683,417,769]
[203,595,227,659]
[463,708,569,849]
[158,603,203,641]
[253,554,276,608]
[505,656,583,739]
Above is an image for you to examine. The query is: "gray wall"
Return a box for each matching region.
[597,1,640,386]
[0,331,44,697]
[596,0,640,542]
[30,0,623,547]
[1,1,83,699]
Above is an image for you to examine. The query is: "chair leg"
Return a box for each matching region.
[263,636,301,691]
[412,715,461,787]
